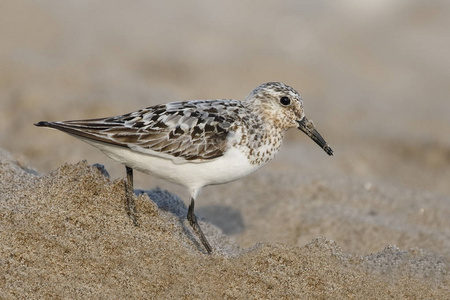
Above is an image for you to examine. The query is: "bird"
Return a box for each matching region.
[35,82,333,254]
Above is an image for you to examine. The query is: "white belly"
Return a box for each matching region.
[81,138,265,191]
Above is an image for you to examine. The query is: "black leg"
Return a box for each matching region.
[187,197,212,254]
[125,166,139,226]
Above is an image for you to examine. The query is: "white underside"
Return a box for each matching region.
[78,137,265,197]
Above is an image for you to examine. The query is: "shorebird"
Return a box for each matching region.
[35,82,333,254]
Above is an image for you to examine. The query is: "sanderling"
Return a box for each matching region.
[35,82,333,254]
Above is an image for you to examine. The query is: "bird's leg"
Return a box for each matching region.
[125,166,139,226]
[187,197,213,254]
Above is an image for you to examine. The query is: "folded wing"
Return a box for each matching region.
[35,100,242,162]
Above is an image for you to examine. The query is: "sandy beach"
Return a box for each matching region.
[1,1,449,298]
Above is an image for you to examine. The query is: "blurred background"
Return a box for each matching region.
[1,1,449,251]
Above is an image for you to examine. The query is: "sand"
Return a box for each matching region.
[1,1,450,298]
[1,149,448,298]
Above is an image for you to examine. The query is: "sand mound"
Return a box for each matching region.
[1,149,448,298]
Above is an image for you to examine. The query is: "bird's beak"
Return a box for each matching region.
[297,117,334,156]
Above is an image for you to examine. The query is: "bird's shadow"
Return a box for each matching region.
[197,205,245,235]
[135,188,245,249]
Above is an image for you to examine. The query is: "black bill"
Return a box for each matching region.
[297,117,334,156]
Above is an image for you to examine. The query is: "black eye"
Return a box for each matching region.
[280,96,291,106]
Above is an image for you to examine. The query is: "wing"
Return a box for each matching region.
[35,100,244,162]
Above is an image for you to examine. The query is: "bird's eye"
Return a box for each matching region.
[280,96,291,106]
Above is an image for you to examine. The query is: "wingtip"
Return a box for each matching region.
[35,121,50,127]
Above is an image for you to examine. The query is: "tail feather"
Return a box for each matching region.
[34,120,124,147]
[34,121,52,127]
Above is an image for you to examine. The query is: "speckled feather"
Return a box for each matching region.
[36,82,331,166]
[48,100,249,161]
